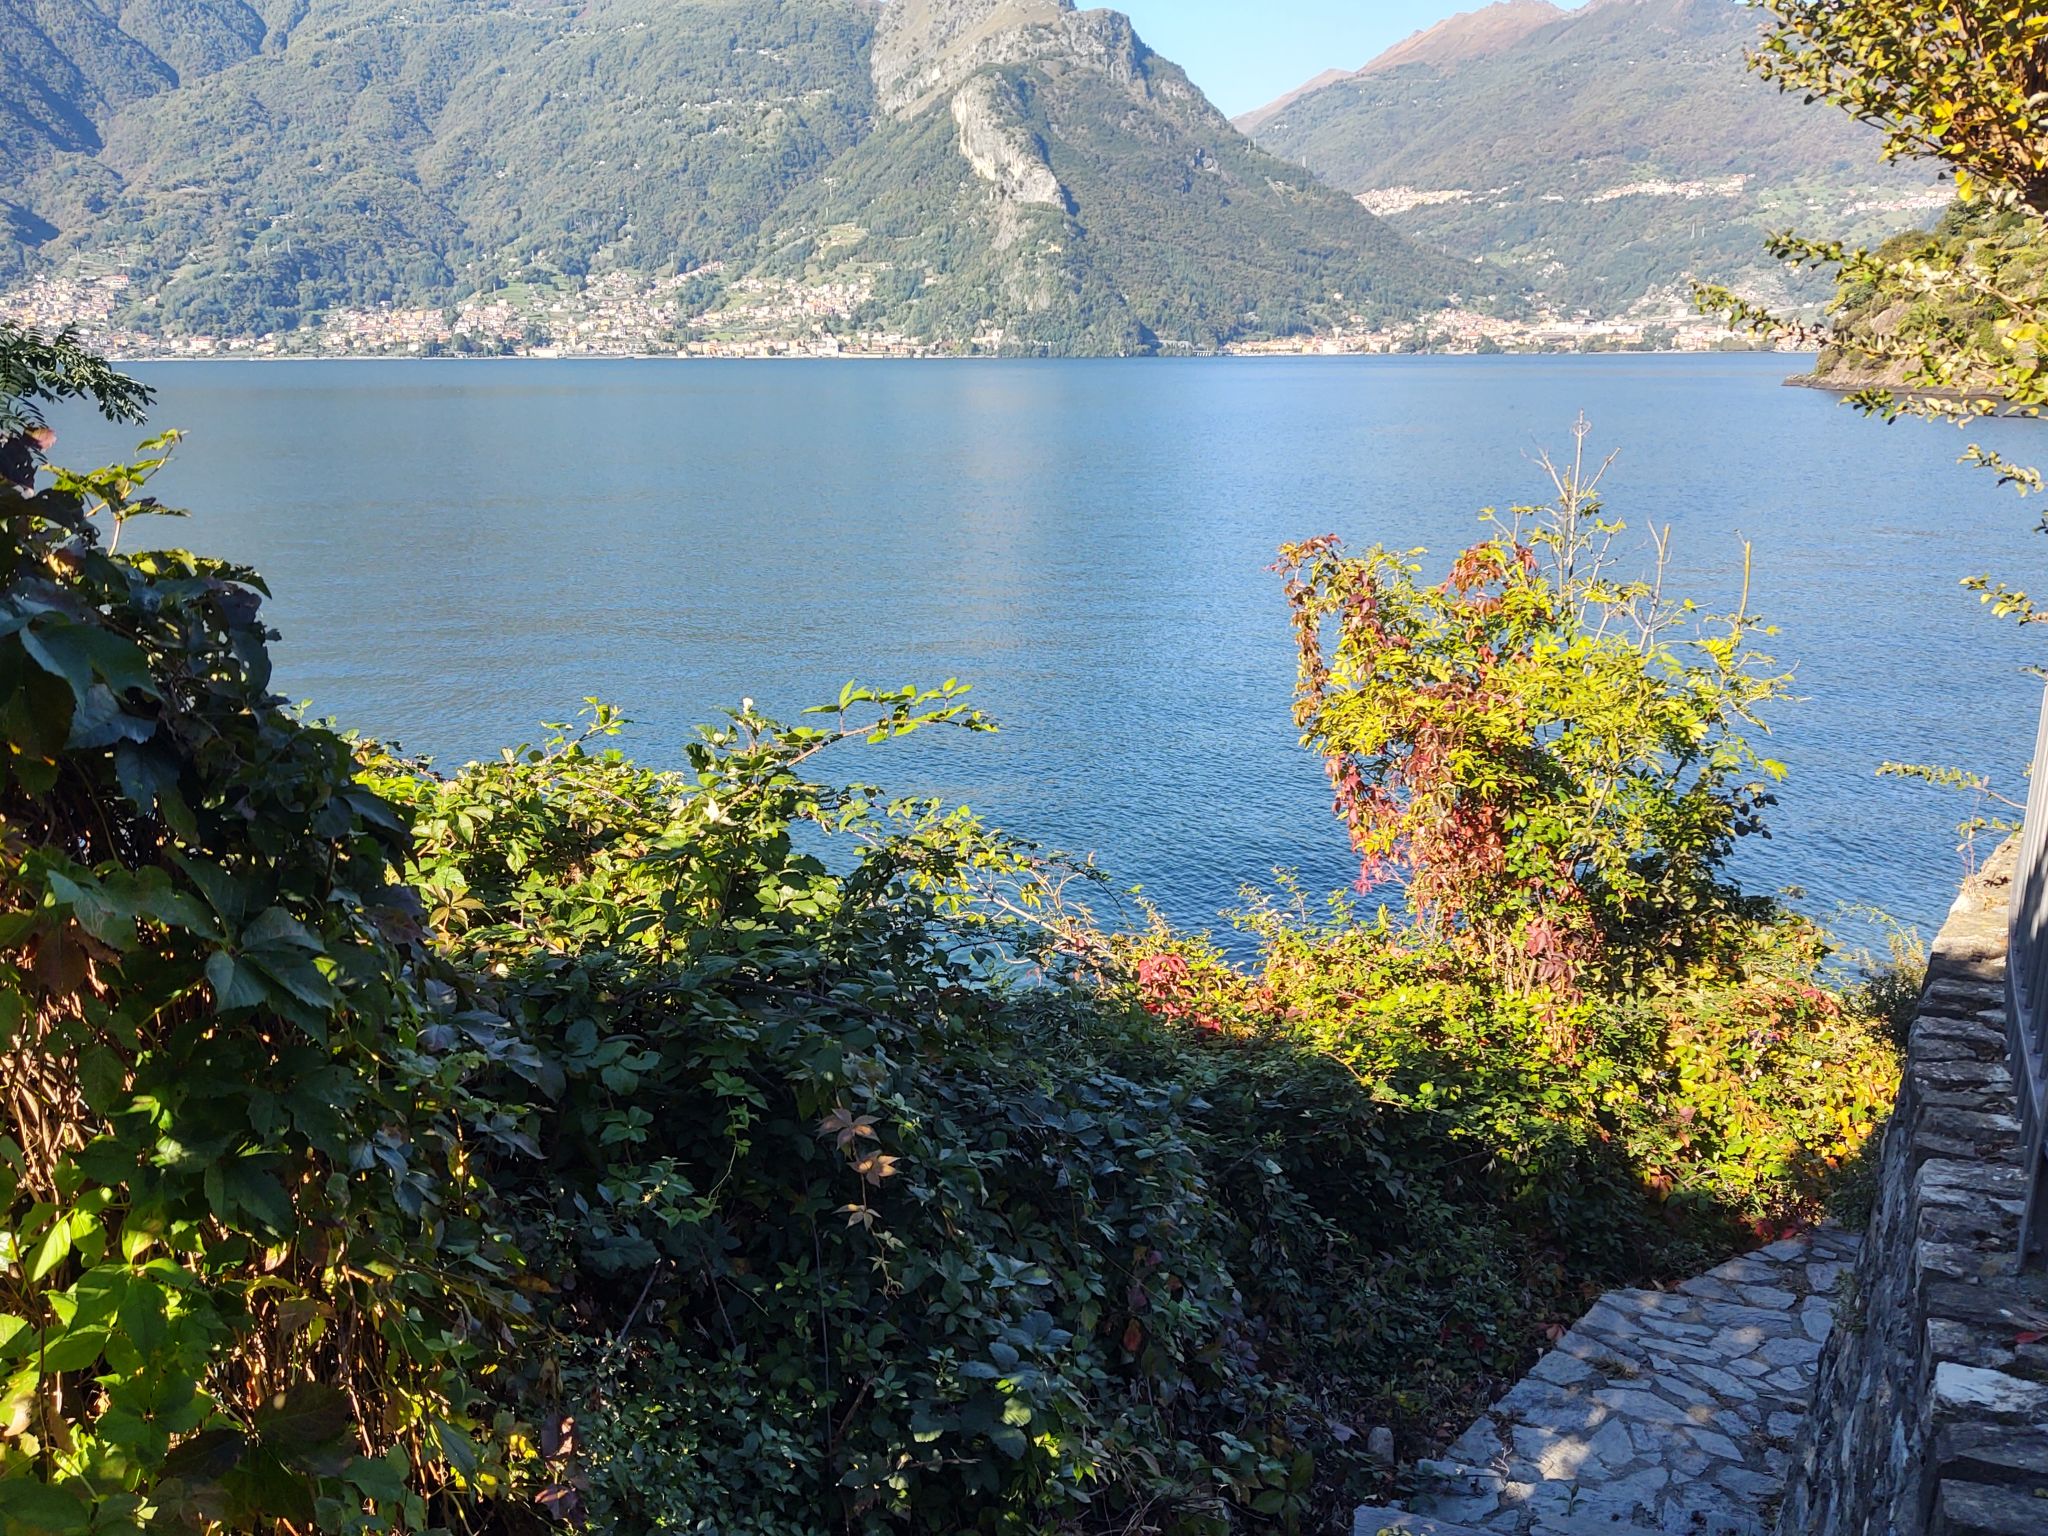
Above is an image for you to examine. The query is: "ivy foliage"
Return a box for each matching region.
[361,698,1356,1533]
[0,347,529,1532]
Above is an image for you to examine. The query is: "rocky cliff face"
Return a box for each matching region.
[950,74,1065,212]
[872,0,1155,118]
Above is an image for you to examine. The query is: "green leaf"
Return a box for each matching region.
[0,1476,92,1535]
[37,1324,109,1373]
[430,1420,479,1477]
[18,619,158,707]
[158,1426,249,1482]
[254,1383,353,1454]
[241,909,321,952]
[43,870,131,949]
[243,950,337,1011]
[171,856,248,926]
[73,1137,138,1185]
[25,1220,71,1282]
[65,685,156,751]
[218,1160,294,1235]
[204,951,268,1013]
[112,742,177,813]
[222,1449,317,1527]
[339,1447,410,1505]
[76,1049,127,1116]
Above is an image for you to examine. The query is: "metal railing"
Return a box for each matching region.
[2005,683,2048,1270]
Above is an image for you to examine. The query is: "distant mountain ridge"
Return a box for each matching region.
[1234,0,1569,134]
[1239,0,1946,317]
[1359,0,1564,76]
[0,0,1475,354]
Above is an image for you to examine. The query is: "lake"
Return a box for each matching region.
[50,354,2047,956]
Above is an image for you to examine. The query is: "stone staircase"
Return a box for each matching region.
[1354,1229,1859,1536]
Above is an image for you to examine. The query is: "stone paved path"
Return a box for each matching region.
[1355,1227,1861,1536]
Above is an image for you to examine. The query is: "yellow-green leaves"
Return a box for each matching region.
[1277,431,1790,1005]
[1752,0,2048,204]
[1705,4,2048,514]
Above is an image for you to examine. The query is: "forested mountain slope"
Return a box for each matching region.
[754,0,1476,352]
[1,0,262,180]
[15,0,881,330]
[1240,0,1946,316]
[2,0,1474,352]
[0,0,264,257]
[1796,201,2048,394]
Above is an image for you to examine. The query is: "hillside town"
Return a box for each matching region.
[0,263,1779,360]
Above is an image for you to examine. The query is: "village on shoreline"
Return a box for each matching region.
[0,266,1783,363]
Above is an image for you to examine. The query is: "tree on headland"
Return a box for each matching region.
[1699,0,2048,623]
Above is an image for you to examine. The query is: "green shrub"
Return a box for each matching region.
[363,699,1332,1533]
[1274,420,1790,1008]
[0,364,526,1530]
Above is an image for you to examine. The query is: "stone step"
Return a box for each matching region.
[1524,1520,1668,1536]
[1403,1459,1519,1526]
[1412,1458,1507,1483]
[1933,1478,2048,1536]
[1351,1502,1730,1536]
[1368,1236,1849,1536]
[1352,1509,1509,1536]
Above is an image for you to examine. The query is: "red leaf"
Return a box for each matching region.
[1121,1319,1143,1354]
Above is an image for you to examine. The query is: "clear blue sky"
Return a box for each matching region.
[1115,0,1592,117]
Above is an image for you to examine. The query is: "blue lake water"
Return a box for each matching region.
[49,354,2048,954]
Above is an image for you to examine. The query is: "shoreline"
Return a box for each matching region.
[106,346,1801,365]
[1785,369,2002,403]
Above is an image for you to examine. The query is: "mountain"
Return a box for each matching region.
[1230,68,1348,138]
[1237,0,1948,318]
[750,0,1477,352]
[11,0,882,327]
[1,0,1474,353]
[0,0,267,259]
[1350,0,1562,78]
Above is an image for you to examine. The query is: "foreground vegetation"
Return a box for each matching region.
[0,327,1906,1534]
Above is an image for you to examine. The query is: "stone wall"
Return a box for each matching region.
[1775,844,2048,1536]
